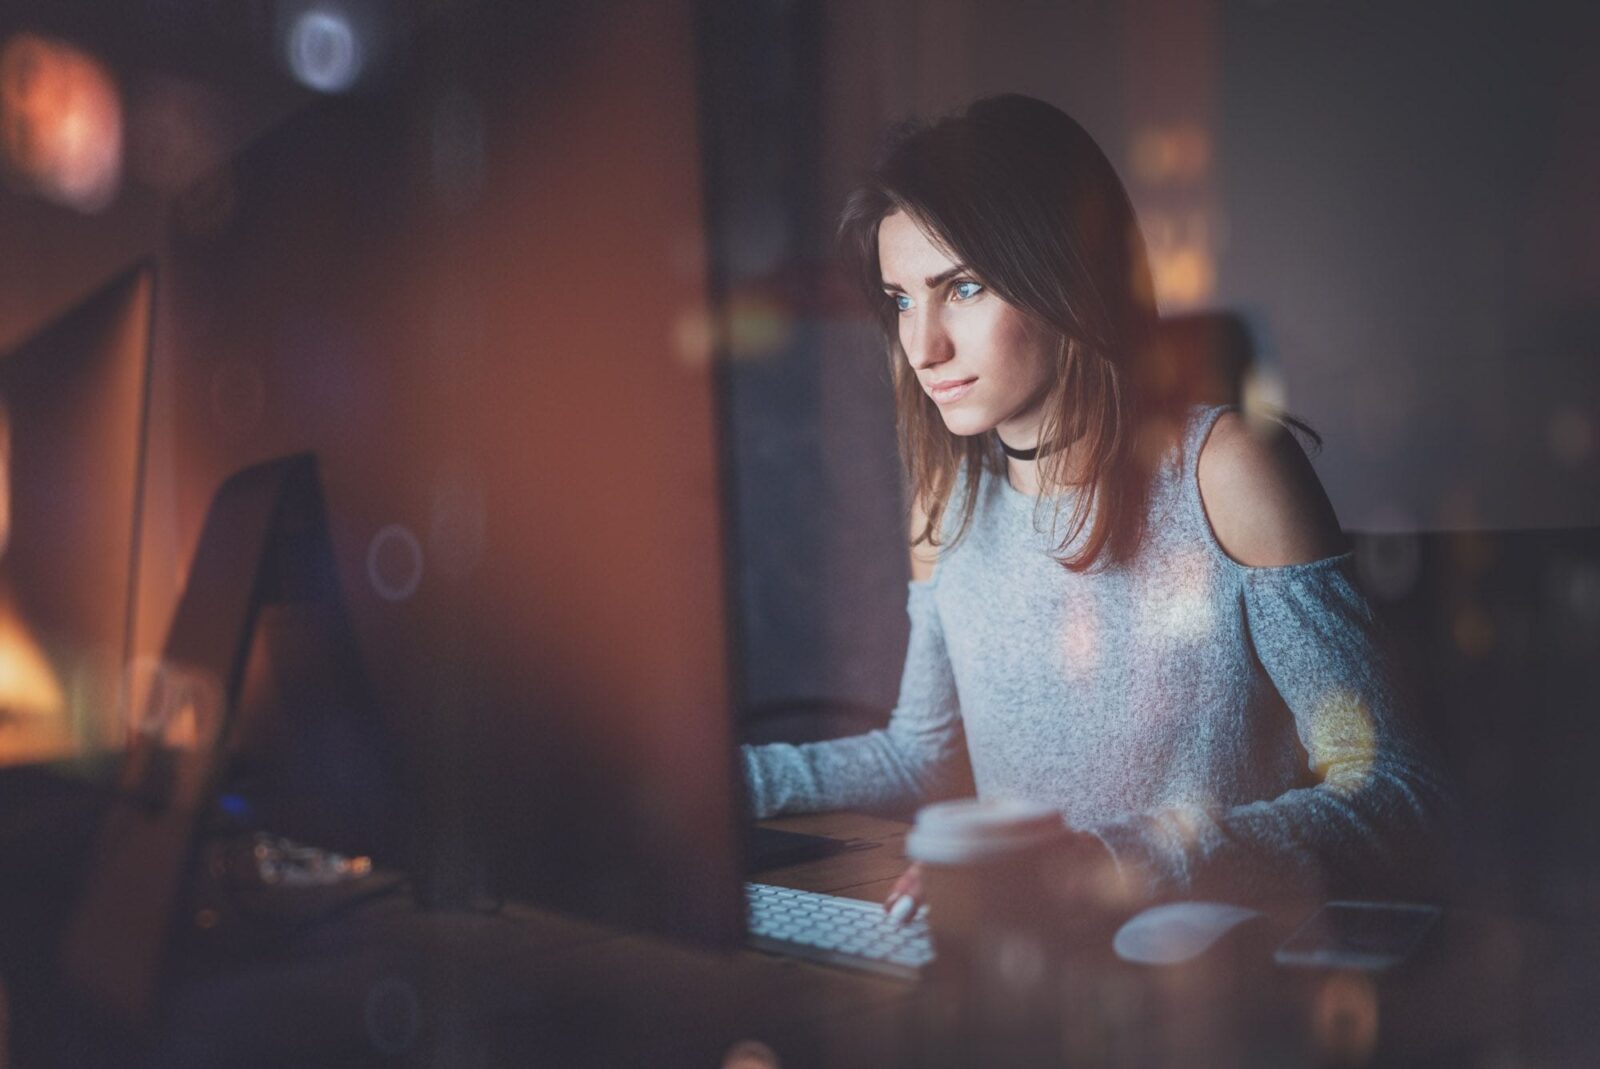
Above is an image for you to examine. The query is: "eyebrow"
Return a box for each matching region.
[880,265,971,292]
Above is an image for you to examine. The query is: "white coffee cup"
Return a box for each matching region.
[906,798,1074,1066]
[906,797,1069,865]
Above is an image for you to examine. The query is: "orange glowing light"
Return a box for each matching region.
[1131,125,1212,185]
[0,584,71,766]
[0,399,70,762]
[0,33,123,211]
[0,589,65,721]
[1148,244,1215,309]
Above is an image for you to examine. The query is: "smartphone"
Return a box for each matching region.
[1273,901,1441,971]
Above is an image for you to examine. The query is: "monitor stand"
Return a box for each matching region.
[58,454,361,1027]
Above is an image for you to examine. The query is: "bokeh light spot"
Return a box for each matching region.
[1058,609,1101,680]
[1141,555,1214,643]
[1546,406,1594,466]
[0,33,122,211]
[1354,533,1421,603]
[367,523,424,602]
[1131,124,1212,185]
[724,293,795,361]
[128,76,226,192]
[1241,364,1289,430]
[1546,559,1600,634]
[1149,243,1215,310]
[1310,971,1379,1064]
[287,8,364,94]
[1307,691,1377,787]
[672,307,715,369]
[722,1039,780,1069]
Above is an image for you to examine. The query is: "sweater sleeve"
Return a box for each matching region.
[740,580,967,819]
[1085,553,1453,905]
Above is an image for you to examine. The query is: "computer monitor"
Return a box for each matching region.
[0,263,153,769]
[155,6,744,946]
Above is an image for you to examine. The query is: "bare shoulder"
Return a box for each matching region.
[908,494,938,583]
[1195,411,1347,568]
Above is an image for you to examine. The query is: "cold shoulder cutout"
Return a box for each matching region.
[1193,409,1347,569]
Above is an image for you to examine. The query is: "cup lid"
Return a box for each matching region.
[905,797,1067,865]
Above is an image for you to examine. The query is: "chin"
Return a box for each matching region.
[937,410,998,438]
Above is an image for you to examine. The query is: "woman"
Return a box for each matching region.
[740,94,1447,917]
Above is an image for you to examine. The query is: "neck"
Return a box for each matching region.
[999,430,1093,496]
[996,430,1044,495]
[996,433,1052,462]
[1006,454,1044,496]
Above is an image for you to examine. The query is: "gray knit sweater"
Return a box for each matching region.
[741,404,1449,904]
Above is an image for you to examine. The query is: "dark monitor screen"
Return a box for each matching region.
[153,6,743,946]
[0,265,153,768]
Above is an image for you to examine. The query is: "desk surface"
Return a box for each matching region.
[13,808,1599,1069]
[187,813,1600,1068]
[152,811,925,1069]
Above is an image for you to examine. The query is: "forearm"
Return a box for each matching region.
[741,717,969,819]
[742,579,965,819]
[1086,738,1452,905]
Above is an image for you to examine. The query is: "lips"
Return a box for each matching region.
[927,377,976,404]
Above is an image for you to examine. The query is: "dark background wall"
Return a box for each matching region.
[718,0,1600,714]
[1,0,1596,722]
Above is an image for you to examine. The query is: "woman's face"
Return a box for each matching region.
[877,210,1058,445]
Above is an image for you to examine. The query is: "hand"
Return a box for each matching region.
[1046,831,1139,916]
[883,863,925,925]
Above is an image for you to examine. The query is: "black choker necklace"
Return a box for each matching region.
[997,435,1056,462]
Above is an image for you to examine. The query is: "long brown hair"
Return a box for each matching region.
[838,95,1175,572]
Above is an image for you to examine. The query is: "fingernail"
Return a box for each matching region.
[888,895,915,925]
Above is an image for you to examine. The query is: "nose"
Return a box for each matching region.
[902,307,953,371]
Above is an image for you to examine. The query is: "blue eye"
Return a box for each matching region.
[892,293,913,313]
[952,280,983,301]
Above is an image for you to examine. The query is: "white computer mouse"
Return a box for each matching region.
[1112,901,1264,965]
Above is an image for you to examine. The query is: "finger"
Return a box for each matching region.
[887,893,916,925]
[884,872,914,908]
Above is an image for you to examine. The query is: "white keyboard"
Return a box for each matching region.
[744,881,934,981]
